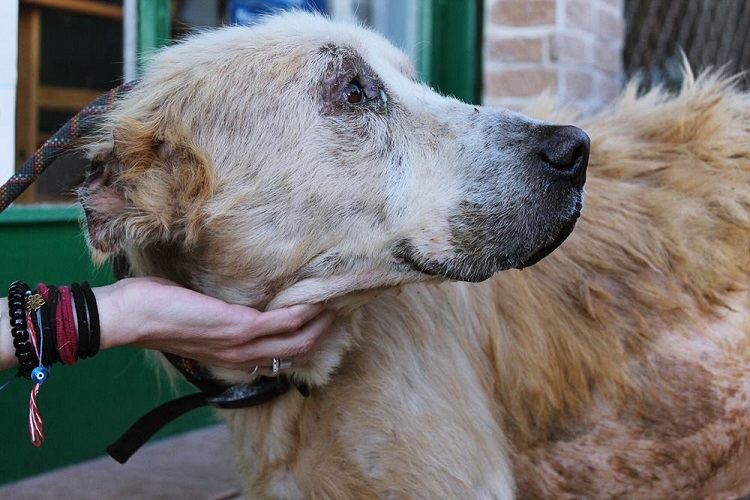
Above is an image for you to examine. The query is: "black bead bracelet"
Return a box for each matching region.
[7,281,35,379]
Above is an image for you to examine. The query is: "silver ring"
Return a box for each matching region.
[249,366,258,375]
[270,357,293,375]
[278,357,293,370]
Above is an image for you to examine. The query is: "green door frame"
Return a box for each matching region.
[419,0,482,104]
[137,0,171,74]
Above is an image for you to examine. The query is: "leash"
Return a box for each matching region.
[0,81,137,211]
[107,350,309,464]
[1,83,305,463]
[106,353,308,464]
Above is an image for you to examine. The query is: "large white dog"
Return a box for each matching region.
[81,13,750,498]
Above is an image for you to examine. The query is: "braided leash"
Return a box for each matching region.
[0,81,137,212]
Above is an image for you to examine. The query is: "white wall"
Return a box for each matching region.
[124,0,138,82]
[0,2,18,180]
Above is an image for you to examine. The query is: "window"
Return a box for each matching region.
[15,0,123,203]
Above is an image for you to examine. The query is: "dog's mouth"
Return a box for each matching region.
[394,200,583,282]
[514,200,582,269]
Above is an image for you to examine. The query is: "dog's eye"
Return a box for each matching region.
[343,81,366,104]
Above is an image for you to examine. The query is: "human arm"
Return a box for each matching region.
[0,277,335,372]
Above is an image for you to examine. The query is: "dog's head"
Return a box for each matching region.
[81,13,588,312]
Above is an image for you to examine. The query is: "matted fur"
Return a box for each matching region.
[81,13,750,499]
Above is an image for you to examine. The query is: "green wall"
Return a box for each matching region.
[0,206,217,485]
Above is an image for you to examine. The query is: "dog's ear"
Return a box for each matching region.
[79,124,214,256]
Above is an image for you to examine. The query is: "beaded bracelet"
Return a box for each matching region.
[8,281,36,379]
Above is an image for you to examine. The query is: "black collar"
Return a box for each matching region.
[106,352,309,464]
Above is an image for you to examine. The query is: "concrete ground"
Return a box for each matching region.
[0,425,243,499]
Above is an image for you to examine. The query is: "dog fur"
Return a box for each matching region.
[80,13,750,499]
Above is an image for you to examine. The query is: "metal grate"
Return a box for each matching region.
[624,0,750,90]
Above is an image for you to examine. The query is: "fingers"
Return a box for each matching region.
[251,303,326,338]
[239,310,336,369]
[111,277,336,371]
[188,309,336,371]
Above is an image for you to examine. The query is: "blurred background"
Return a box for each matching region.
[0,0,748,496]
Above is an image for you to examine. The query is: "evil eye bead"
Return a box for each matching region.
[31,366,49,384]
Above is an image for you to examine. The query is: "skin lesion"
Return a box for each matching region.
[616,358,723,440]
[515,346,747,496]
[317,44,388,117]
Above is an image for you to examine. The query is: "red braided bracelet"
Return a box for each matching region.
[56,286,78,365]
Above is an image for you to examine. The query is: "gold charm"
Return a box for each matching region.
[25,293,45,311]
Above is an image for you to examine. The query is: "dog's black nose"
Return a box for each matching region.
[538,125,590,189]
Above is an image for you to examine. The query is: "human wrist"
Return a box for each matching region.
[94,281,141,351]
[96,278,179,351]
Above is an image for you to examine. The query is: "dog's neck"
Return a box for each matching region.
[122,241,402,387]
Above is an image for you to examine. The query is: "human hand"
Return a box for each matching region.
[95,278,335,371]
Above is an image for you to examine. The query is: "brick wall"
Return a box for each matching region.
[483,0,624,114]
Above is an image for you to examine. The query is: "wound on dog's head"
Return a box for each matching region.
[320,45,388,116]
[81,127,214,254]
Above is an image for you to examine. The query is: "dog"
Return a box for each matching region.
[79,12,750,498]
